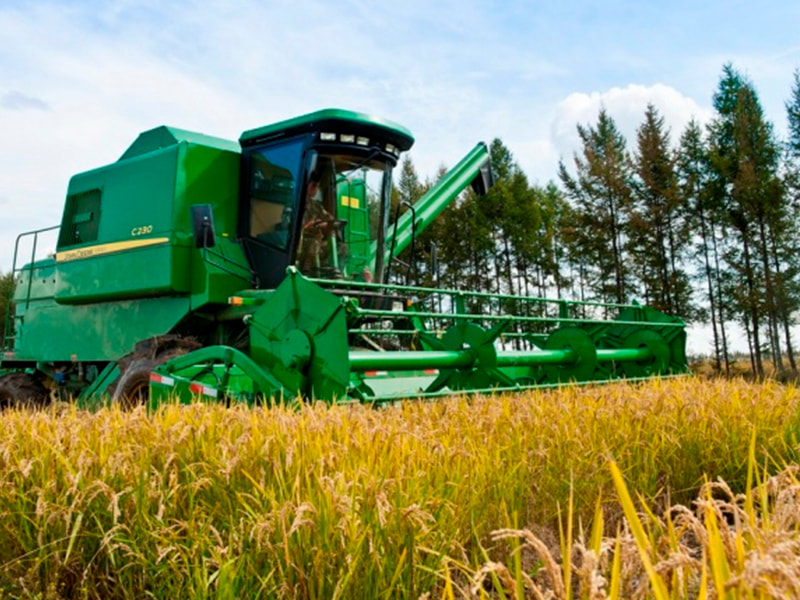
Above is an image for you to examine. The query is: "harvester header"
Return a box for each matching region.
[0,109,688,408]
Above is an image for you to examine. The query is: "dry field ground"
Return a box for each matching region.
[2,377,800,598]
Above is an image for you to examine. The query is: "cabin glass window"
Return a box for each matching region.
[248,139,303,250]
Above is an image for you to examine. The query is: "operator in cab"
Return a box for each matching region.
[297,162,348,278]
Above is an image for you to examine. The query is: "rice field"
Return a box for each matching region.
[2,377,800,598]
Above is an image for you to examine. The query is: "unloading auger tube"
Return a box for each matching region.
[148,269,688,406]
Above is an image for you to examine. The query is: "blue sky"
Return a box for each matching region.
[1,0,798,351]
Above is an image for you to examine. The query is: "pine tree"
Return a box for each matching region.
[482,138,521,298]
[390,156,429,286]
[787,69,800,165]
[708,64,788,376]
[736,85,785,371]
[558,109,634,305]
[785,69,800,215]
[708,65,757,371]
[677,119,730,371]
[629,104,693,317]
[533,183,572,300]
[396,155,425,207]
[776,68,800,371]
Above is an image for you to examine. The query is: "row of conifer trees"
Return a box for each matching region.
[395,64,800,376]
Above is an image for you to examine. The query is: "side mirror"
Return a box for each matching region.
[190,204,217,248]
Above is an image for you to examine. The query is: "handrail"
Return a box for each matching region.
[3,224,60,351]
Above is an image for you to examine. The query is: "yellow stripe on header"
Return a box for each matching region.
[55,237,170,263]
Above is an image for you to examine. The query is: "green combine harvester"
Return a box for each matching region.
[0,109,688,408]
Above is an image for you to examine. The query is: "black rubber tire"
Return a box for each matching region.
[110,335,201,408]
[0,372,50,409]
[111,358,160,409]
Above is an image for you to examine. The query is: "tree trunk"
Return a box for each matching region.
[744,312,756,375]
[711,221,731,375]
[757,217,783,371]
[698,207,722,370]
[769,225,797,371]
[741,233,763,377]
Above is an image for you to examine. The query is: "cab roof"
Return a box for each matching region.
[239,108,415,152]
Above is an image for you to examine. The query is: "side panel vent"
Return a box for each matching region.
[58,189,102,248]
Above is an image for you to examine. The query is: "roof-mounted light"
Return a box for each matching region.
[340,134,355,143]
[320,132,337,141]
[356,136,369,146]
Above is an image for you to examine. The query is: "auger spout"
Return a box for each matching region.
[376,142,493,264]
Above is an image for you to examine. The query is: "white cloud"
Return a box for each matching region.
[551,83,713,162]
[485,84,714,186]
[1,91,50,111]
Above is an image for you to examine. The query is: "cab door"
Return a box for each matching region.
[239,137,305,288]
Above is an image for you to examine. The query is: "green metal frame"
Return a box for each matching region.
[148,270,688,407]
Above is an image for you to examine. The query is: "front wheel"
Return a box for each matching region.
[111,358,160,409]
[110,335,201,408]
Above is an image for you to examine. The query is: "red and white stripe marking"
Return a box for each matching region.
[363,369,439,377]
[189,382,218,398]
[150,373,175,386]
[149,373,217,398]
